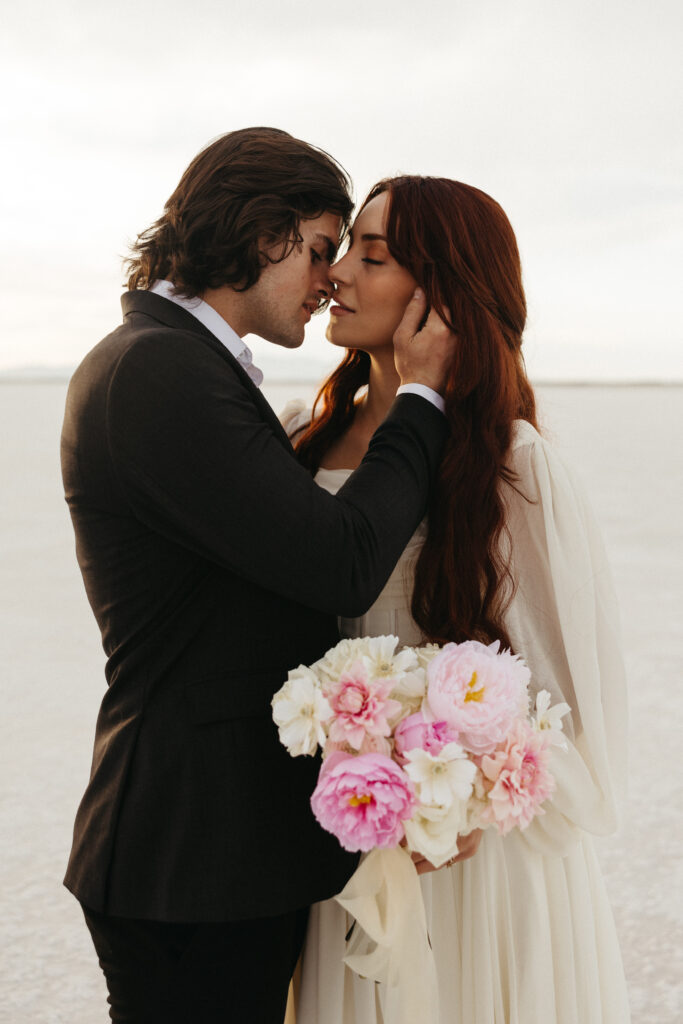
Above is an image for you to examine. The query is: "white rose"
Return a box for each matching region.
[271,666,332,757]
[404,800,470,868]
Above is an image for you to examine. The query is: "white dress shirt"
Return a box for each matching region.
[149,279,264,387]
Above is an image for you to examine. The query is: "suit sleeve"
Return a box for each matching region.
[106,331,447,617]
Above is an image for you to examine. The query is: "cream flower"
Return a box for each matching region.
[532,690,571,748]
[403,800,468,868]
[389,667,428,718]
[311,638,358,685]
[403,742,477,809]
[313,636,400,686]
[360,635,419,681]
[413,643,442,669]
[271,667,332,757]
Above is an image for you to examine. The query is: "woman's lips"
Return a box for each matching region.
[330,301,354,316]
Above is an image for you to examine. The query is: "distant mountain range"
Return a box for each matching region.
[0,360,332,383]
[0,365,680,386]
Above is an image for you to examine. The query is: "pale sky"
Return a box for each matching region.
[1,0,681,380]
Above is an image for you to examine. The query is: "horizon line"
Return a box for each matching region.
[1,368,681,388]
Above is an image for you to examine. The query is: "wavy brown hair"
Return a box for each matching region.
[125,127,353,299]
[295,177,538,648]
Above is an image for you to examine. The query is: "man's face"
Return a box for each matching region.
[242,212,342,348]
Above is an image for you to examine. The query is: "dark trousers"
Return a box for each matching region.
[81,902,309,1023]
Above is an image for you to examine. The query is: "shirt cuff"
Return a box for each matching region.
[396,383,446,414]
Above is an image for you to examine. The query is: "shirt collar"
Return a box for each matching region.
[149,280,263,388]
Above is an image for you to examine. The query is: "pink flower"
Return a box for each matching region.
[479,719,555,834]
[324,734,393,759]
[393,712,459,765]
[427,640,530,755]
[325,660,402,751]
[311,752,416,851]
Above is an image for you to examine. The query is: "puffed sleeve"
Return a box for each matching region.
[500,421,628,855]
[279,399,312,439]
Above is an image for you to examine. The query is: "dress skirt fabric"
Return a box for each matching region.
[299,829,629,1024]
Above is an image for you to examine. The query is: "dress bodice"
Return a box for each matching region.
[315,467,427,646]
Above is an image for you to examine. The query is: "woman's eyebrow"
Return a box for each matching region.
[361,233,387,242]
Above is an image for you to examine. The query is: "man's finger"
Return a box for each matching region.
[393,288,427,346]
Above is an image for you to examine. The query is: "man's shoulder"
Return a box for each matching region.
[71,300,239,395]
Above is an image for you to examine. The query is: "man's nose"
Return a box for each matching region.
[315,262,336,298]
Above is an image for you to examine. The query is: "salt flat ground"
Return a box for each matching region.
[0,381,681,1023]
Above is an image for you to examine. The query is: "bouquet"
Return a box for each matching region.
[272,635,570,868]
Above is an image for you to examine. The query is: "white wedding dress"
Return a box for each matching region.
[282,404,631,1024]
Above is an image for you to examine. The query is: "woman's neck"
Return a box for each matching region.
[355,348,401,434]
[317,347,401,471]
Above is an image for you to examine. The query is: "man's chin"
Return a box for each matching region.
[258,317,305,350]
[269,335,304,350]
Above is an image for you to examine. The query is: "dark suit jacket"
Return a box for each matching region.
[61,290,446,922]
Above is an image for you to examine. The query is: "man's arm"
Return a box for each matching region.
[106,332,446,617]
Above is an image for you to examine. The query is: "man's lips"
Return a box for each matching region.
[302,301,318,319]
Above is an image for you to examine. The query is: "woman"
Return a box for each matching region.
[283,177,630,1023]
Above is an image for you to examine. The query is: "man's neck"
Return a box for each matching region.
[200,285,249,338]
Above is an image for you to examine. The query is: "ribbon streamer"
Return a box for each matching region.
[335,846,439,1024]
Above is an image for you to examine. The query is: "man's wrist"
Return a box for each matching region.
[396,383,446,414]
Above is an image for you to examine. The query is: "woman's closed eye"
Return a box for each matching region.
[362,257,384,266]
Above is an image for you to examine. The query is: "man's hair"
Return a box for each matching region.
[125,127,353,297]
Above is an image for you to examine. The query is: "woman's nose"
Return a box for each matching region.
[329,251,351,287]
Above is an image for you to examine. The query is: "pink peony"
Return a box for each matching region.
[427,640,530,755]
[479,719,555,834]
[311,751,416,851]
[393,712,459,765]
[325,660,402,751]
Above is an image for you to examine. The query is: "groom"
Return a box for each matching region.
[62,127,452,1022]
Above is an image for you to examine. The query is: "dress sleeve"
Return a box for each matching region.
[501,423,628,855]
[279,399,312,439]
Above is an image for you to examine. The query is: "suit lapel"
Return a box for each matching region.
[121,291,294,450]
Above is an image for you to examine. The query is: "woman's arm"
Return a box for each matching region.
[500,424,628,854]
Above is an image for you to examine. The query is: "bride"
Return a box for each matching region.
[283,176,630,1023]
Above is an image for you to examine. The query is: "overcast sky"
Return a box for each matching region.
[1,0,681,380]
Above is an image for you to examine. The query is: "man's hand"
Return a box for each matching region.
[393,288,456,397]
[409,830,483,876]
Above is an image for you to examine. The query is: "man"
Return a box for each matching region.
[62,127,453,1022]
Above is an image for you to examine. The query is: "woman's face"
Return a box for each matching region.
[327,191,417,353]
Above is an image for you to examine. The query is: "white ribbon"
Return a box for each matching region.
[334,847,439,1024]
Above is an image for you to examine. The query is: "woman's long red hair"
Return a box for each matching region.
[295,177,538,647]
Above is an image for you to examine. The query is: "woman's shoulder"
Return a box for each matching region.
[506,420,547,488]
[279,399,312,439]
[505,419,584,509]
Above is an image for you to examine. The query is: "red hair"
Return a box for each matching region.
[295,177,538,647]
